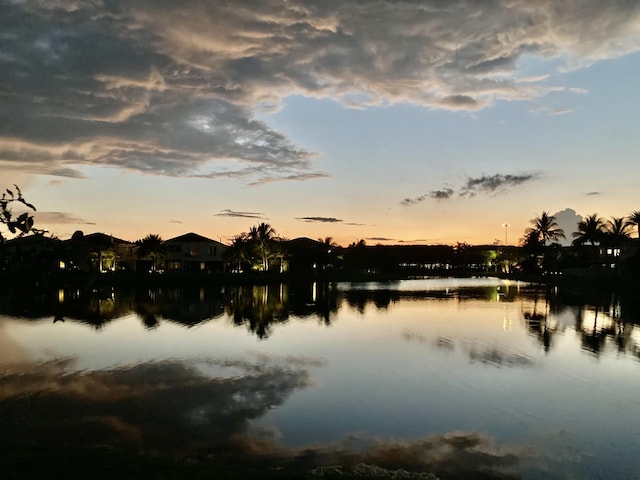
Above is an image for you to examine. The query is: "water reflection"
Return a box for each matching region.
[2,278,640,478]
[2,281,640,358]
[0,355,315,453]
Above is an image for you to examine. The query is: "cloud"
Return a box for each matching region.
[401,188,455,206]
[569,87,589,95]
[1,1,639,182]
[551,208,583,246]
[296,216,342,223]
[460,174,539,197]
[247,172,330,186]
[169,219,183,223]
[402,174,537,206]
[550,107,573,115]
[34,211,95,225]
[367,237,395,242]
[216,209,265,219]
[529,106,573,116]
[344,222,367,226]
[586,191,601,196]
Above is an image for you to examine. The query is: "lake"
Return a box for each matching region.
[1,277,639,479]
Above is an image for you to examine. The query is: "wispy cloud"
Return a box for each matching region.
[529,105,574,115]
[460,174,539,197]
[35,211,95,225]
[216,209,265,219]
[248,173,330,186]
[169,219,183,223]
[401,188,455,206]
[296,216,342,223]
[586,191,601,196]
[1,1,638,183]
[367,237,395,242]
[402,173,539,206]
[569,87,589,95]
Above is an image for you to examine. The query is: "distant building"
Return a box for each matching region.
[164,233,226,273]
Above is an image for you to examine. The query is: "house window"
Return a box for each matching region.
[200,262,206,271]
[209,246,217,256]
[190,246,199,256]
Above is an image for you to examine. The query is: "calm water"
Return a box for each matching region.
[1,278,640,479]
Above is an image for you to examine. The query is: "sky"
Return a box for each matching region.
[2,0,640,246]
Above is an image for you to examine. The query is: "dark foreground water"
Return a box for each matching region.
[1,278,640,479]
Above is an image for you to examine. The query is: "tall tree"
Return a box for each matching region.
[605,216,632,242]
[224,233,252,273]
[316,237,338,270]
[626,210,640,238]
[525,211,565,246]
[572,214,605,246]
[136,234,166,272]
[249,222,276,271]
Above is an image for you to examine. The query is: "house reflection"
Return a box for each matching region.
[2,282,640,356]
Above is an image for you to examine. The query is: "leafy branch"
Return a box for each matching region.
[0,185,42,242]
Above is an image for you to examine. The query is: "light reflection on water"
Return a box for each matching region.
[1,278,640,479]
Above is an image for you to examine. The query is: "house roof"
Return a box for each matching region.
[165,232,226,246]
[4,234,63,247]
[63,232,129,248]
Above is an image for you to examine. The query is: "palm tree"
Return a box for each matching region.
[249,222,276,271]
[525,211,565,246]
[317,237,338,270]
[572,214,605,246]
[224,233,252,273]
[136,234,166,272]
[605,217,632,241]
[626,210,640,238]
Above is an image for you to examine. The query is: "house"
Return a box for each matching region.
[1,234,64,272]
[63,232,136,272]
[164,233,226,273]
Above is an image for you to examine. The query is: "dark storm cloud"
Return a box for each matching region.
[460,174,539,197]
[296,216,343,223]
[1,1,639,182]
[216,209,265,219]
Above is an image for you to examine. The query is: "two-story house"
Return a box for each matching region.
[164,233,226,273]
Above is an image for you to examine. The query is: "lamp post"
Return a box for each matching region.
[502,223,510,246]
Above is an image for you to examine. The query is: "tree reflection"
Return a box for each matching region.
[2,282,640,355]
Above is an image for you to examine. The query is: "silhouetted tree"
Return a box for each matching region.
[249,222,276,271]
[224,233,252,273]
[0,185,40,242]
[136,234,166,272]
[604,216,632,243]
[626,210,640,238]
[316,236,338,271]
[572,213,605,246]
[525,211,565,246]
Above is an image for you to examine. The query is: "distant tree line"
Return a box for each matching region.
[3,186,640,279]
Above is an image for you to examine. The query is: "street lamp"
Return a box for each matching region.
[502,223,510,246]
